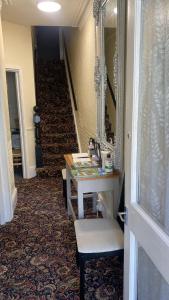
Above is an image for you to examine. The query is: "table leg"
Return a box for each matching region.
[77,182,84,219]
[66,163,71,216]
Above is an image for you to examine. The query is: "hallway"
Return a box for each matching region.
[0,177,123,299]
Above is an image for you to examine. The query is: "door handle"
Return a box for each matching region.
[118,212,126,222]
[118,207,128,224]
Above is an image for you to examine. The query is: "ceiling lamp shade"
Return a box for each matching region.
[37,1,61,13]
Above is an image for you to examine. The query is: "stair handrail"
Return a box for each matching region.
[63,39,78,111]
[107,74,116,109]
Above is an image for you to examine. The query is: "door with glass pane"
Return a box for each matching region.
[124,0,169,299]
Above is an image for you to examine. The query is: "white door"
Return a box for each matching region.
[124,0,169,299]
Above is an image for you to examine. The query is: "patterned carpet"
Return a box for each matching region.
[0,177,123,299]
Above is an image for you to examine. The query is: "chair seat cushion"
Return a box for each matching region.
[74,218,124,254]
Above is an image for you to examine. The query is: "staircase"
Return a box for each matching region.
[36,59,78,177]
[105,105,115,144]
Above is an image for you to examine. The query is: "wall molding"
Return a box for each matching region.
[27,165,36,179]
[12,187,17,211]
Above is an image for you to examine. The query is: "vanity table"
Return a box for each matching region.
[64,154,120,219]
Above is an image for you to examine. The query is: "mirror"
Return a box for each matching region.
[93,0,126,171]
[104,0,117,145]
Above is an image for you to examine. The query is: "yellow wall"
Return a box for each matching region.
[2,21,36,178]
[64,11,97,152]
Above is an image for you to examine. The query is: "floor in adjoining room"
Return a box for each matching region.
[0,177,123,299]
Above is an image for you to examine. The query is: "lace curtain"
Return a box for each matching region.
[137,0,169,298]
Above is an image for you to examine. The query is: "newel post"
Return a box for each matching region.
[33,105,43,168]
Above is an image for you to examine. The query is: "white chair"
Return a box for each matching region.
[74,217,124,299]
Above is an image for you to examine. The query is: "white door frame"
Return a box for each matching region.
[6,68,28,179]
[124,0,169,299]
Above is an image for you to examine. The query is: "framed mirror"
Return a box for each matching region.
[93,0,126,172]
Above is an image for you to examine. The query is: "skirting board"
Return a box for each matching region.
[0,188,17,225]
[25,165,36,179]
[12,187,17,212]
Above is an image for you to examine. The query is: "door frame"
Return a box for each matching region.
[124,0,169,299]
[6,67,28,179]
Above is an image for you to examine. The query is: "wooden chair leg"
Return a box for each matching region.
[79,256,85,300]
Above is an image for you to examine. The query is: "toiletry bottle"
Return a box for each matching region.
[88,138,95,157]
[105,153,113,173]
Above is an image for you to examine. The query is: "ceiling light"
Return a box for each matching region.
[113,7,117,14]
[37,1,61,13]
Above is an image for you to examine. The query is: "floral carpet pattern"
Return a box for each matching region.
[0,177,123,299]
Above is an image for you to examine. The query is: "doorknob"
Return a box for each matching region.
[118,207,128,224]
[118,212,126,222]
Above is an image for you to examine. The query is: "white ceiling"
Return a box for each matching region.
[2,0,91,27]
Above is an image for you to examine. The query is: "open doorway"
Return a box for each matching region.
[6,69,26,180]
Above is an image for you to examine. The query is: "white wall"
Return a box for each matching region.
[2,21,36,178]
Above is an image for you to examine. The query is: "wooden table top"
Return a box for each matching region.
[64,153,120,181]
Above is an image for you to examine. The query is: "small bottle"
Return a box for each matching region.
[105,154,113,173]
[88,138,95,157]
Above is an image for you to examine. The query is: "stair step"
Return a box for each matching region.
[42,153,65,165]
[39,102,72,111]
[40,111,73,118]
[41,114,74,125]
[39,100,70,106]
[37,61,66,74]
[38,87,69,94]
[39,106,72,113]
[41,132,77,144]
[41,132,77,138]
[106,131,114,138]
[41,124,75,134]
[42,143,78,154]
[38,75,67,82]
[38,97,70,106]
[36,166,64,178]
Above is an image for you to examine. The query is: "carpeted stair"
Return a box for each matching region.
[105,105,115,144]
[36,60,78,177]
